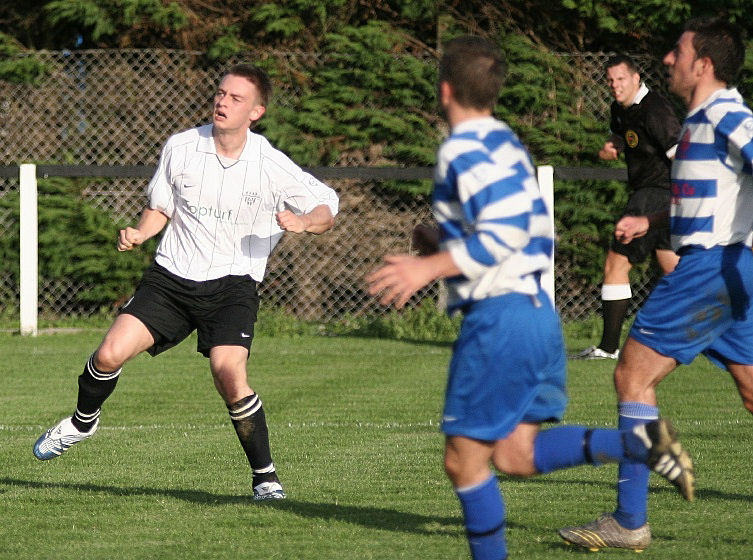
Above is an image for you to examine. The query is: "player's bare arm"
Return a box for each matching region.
[117,207,170,251]
[276,204,334,234]
[367,251,461,309]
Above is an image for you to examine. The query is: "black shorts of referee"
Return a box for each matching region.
[610,186,673,264]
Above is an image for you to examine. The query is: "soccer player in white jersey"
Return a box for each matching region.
[33,64,339,500]
[561,17,753,551]
[367,36,693,560]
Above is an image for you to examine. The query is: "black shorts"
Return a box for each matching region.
[610,187,673,264]
[120,263,259,358]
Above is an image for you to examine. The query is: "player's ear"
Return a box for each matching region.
[249,104,266,125]
[439,81,453,106]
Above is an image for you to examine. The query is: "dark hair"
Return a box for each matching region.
[685,17,745,85]
[439,36,505,111]
[224,63,273,107]
[605,54,640,76]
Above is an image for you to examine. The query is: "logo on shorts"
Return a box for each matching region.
[638,328,654,336]
[625,129,639,148]
[240,332,251,338]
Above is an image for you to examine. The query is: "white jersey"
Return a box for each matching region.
[148,125,339,281]
[671,88,753,250]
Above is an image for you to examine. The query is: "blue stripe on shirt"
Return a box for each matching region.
[716,111,751,138]
[678,142,718,161]
[524,236,554,257]
[671,216,714,235]
[465,235,497,266]
[463,162,529,220]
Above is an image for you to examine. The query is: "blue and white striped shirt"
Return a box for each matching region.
[433,116,553,310]
[671,88,753,250]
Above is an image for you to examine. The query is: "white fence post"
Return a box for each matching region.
[19,163,38,336]
[537,165,555,304]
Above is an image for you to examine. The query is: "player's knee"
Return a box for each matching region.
[492,453,536,477]
[443,452,462,482]
[94,342,128,372]
[492,439,536,477]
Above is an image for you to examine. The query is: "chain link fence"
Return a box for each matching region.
[0,49,670,323]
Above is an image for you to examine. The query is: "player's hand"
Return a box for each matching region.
[598,141,619,160]
[615,215,649,244]
[276,210,306,233]
[118,227,145,251]
[366,254,434,309]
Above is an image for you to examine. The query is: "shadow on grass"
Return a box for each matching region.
[506,476,753,504]
[1,476,479,535]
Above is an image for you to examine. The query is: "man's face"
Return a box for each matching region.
[213,74,265,132]
[663,31,701,101]
[606,63,641,107]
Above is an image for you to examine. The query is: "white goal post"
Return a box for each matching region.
[16,163,557,336]
[19,164,38,336]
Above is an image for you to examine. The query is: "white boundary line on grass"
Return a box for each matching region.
[0,420,442,432]
[1,418,750,434]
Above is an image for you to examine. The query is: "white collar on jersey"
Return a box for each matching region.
[629,82,650,106]
[195,124,261,162]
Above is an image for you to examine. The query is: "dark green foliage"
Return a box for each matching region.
[3,0,752,299]
[258,21,440,193]
[0,33,49,84]
[43,0,188,48]
[0,177,155,315]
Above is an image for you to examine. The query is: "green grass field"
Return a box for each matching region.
[1,330,751,559]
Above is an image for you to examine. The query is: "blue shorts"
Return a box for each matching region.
[441,291,567,441]
[630,244,753,368]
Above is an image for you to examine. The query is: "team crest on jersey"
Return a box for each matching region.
[243,192,261,206]
[625,129,639,148]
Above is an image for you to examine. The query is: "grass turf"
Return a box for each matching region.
[1,331,751,559]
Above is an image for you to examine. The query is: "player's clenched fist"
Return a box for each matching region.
[614,215,649,244]
[117,227,145,251]
[276,210,306,233]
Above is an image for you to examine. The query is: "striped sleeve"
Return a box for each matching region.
[443,147,533,280]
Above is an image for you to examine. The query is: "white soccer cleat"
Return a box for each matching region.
[33,416,98,460]
[569,345,619,360]
[253,481,286,500]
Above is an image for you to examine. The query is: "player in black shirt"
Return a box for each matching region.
[572,54,681,360]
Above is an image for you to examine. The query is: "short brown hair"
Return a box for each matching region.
[685,17,745,86]
[605,54,640,76]
[225,64,273,107]
[439,36,505,111]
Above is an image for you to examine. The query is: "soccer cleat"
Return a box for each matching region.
[33,416,99,460]
[559,513,651,552]
[635,419,695,501]
[569,345,619,360]
[253,481,286,500]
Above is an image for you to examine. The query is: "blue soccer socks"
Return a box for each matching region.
[614,402,658,529]
[456,475,507,560]
[534,425,637,472]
